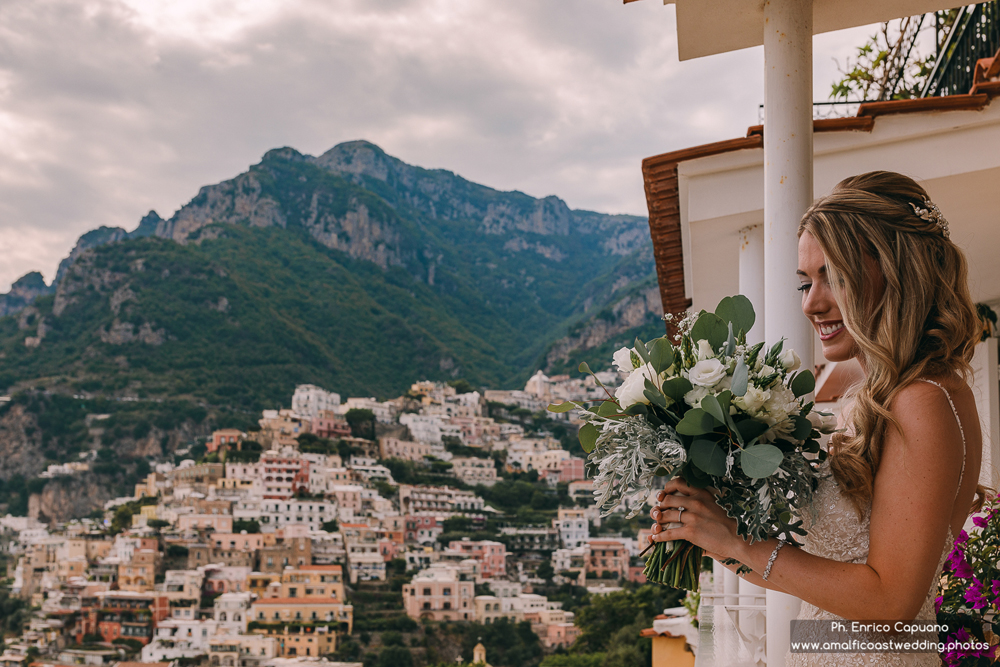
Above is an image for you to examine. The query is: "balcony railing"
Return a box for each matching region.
[922,1,1000,97]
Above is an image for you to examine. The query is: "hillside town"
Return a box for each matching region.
[0,371,664,667]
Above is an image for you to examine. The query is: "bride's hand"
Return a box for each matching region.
[649,477,743,561]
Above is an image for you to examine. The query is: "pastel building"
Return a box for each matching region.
[402,563,476,622]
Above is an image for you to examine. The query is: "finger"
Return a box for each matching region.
[652,526,684,542]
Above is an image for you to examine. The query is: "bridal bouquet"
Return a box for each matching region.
[936,494,1000,666]
[549,295,833,590]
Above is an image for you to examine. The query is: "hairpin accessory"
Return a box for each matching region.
[910,198,950,239]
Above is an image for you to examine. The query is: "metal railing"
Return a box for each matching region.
[757,101,867,125]
[922,1,1000,97]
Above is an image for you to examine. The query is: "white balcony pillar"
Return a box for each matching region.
[739,224,765,345]
[762,0,814,664]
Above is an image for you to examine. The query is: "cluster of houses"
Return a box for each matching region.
[0,373,649,666]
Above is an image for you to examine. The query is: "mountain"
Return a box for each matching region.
[0,141,660,409]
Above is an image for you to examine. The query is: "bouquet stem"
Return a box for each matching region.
[643,539,703,590]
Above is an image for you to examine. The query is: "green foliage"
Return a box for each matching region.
[446,617,543,667]
[0,587,29,636]
[232,519,261,533]
[321,519,339,532]
[573,583,683,654]
[345,409,376,440]
[166,544,189,558]
[540,654,606,667]
[448,379,475,394]
[830,11,961,101]
[112,638,144,653]
[375,646,412,667]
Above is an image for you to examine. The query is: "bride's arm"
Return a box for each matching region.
[650,382,966,621]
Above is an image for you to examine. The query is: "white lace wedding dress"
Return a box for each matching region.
[783,379,965,666]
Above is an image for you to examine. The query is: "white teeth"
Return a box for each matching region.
[819,322,844,336]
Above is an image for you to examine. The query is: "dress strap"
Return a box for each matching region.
[917,379,967,497]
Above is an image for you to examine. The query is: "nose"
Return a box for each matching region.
[801,283,828,320]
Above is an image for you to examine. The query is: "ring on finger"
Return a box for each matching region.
[677,506,686,523]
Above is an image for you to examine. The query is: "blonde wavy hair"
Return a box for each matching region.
[798,171,987,514]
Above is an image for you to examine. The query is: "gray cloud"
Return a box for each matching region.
[0,0,873,290]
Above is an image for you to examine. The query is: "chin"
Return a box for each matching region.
[820,346,855,363]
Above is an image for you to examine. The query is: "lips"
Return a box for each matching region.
[817,321,845,341]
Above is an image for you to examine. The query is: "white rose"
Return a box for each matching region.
[688,358,728,387]
[696,339,716,361]
[807,411,838,434]
[779,348,802,371]
[763,384,798,423]
[613,347,636,373]
[760,364,776,377]
[615,363,660,408]
[684,385,710,409]
[733,384,770,414]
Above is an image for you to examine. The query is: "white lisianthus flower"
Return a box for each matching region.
[615,363,660,408]
[779,348,802,371]
[734,384,770,414]
[807,411,838,434]
[716,375,733,392]
[613,347,636,373]
[688,358,728,387]
[684,385,710,408]
[696,339,716,361]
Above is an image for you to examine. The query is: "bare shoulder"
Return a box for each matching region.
[884,378,967,456]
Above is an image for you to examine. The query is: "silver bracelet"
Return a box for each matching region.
[762,539,787,581]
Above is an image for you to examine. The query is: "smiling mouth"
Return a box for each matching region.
[818,321,845,341]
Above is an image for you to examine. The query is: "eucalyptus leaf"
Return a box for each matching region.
[625,403,648,416]
[700,394,726,425]
[661,377,693,402]
[578,423,599,453]
[634,338,651,366]
[791,414,813,440]
[740,444,784,478]
[790,370,816,398]
[649,338,675,374]
[597,400,620,417]
[725,322,736,357]
[547,402,578,413]
[690,312,728,351]
[732,418,769,443]
[579,362,593,375]
[643,388,667,409]
[691,439,727,476]
[676,409,718,436]
[731,358,749,396]
[715,295,756,337]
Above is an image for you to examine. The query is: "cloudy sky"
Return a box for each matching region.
[0,0,880,291]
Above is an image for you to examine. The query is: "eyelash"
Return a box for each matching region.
[797,284,811,292]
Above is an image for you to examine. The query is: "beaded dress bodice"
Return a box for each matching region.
[783,379,965,667]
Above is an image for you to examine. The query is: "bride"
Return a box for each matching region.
[648,171,989,665]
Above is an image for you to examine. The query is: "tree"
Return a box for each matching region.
[321,519,339,532]
[573,583,682,653]
[345,408,376,440]
[233,519,261,533]
[448,379,475,395]
[830,10,961,101]
[536,561,555,582]
[376,646,413,667]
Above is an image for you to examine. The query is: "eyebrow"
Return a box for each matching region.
[795,266,827,277]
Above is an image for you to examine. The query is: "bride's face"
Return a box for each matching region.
[797,232,856,362]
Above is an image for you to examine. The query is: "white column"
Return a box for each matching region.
[739,225,765,345]
[762,0,814,664]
